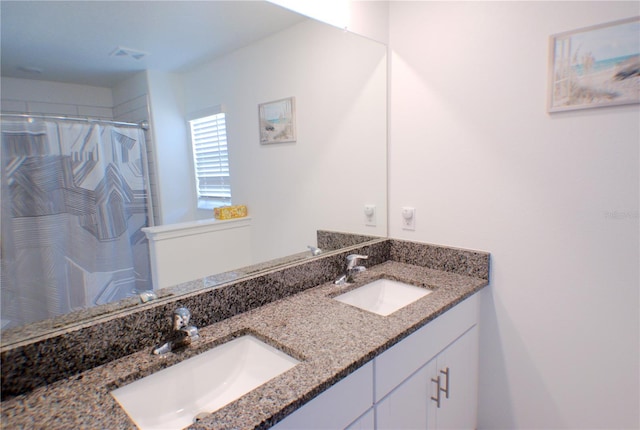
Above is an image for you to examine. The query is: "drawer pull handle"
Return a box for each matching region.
[440,367,450,399]
[430,376,441,408]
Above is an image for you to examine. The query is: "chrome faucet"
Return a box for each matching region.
[307,245,322,256]
[335,254,369,285]
[153,307,200,355]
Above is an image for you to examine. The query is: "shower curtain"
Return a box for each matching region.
[1,118,153,329]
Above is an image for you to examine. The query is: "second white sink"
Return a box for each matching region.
[111,335,299,430]
[334,278,432,316]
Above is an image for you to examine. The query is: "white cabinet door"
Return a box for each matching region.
[376,359,436,429]
[431,325,478,430]
[346,408,375,430]
[374,294,480,402]
[376,325,478,430]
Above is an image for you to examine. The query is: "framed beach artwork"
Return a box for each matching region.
[548,16,640,112]
[258,97,296,144]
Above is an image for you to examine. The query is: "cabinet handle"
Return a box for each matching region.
[440,367,450,399]
[430,376,441,408]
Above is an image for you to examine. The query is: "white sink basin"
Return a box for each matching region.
[111,335,299,430]
[334,278,432,316]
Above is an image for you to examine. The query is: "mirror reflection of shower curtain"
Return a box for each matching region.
[1,118,153,329]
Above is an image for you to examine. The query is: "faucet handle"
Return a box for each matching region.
[346,254,368,269]
[184,325,200,340]
[307,245,322,256]
[173,307,191,331]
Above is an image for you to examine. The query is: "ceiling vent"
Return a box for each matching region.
[109,46,149,61]
[17,65,43,75]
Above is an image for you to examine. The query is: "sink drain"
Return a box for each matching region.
[193,412,209,423]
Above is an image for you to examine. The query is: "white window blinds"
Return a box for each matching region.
[189,113,231,209]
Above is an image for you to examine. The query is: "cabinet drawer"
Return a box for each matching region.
[273,361,374,429]
[374,292,479,401]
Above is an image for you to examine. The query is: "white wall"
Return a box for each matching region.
[112,72,149,123]
[181,18,387,264]
[269,0,389,43]
[146,70,195,226]
[388,2,639,429]
[348,0,389,44]
[1,77,113,118]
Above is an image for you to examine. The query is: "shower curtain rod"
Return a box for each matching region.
[0,113,149,130]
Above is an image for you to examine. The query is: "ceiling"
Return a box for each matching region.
[0,1,306,88]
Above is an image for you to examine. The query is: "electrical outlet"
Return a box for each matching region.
[364,204,376,226]
[402,207,415,230]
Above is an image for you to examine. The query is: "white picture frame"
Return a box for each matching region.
[548,17,640,113]
[258,97,296,144]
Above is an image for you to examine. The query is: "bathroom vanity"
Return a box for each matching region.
[0,238,489,430]
[273,288,479,430]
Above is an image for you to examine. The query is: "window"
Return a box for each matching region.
[188,112,231,209]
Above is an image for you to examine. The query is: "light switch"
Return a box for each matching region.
[364,204,376,227]
[402,207,415,230]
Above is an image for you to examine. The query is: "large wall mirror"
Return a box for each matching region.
[0,0,387,344]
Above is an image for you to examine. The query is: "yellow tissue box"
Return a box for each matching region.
[214,205,248,220]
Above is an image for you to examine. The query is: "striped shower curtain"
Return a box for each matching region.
[1,118,153,329]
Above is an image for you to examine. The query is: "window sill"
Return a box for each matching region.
[142,217,252,241]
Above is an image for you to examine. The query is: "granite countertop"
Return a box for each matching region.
[1,260,488,430]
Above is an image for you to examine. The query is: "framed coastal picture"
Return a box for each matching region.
[258,97,296,144]
[548,16,640,112]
